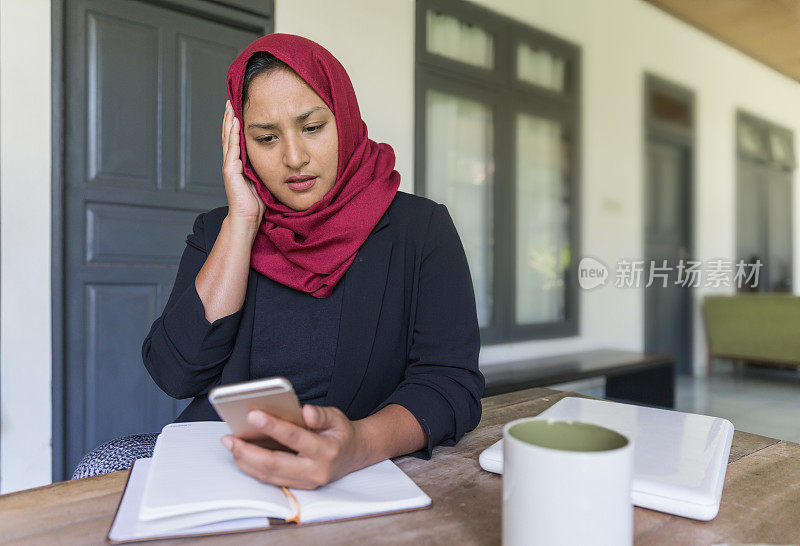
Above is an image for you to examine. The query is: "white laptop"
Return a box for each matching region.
[479,396,734,521]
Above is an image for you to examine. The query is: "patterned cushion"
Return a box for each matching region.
[71,433,159,480]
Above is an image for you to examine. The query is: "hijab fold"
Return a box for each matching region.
[226,34,400,298]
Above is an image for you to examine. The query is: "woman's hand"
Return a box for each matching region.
[221,405,369,490]
[222,99,265,234]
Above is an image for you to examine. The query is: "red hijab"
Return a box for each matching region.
[226,34,400,298]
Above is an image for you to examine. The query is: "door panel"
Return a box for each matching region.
[178,35,243,193]
[63,0,262,478]
[84,283,166,449]
[86,12,160,186]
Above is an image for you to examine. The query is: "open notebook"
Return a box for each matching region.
[108,422,432,543]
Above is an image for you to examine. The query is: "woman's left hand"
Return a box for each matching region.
[221,405,368,490]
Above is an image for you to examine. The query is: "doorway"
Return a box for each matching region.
[643,75,694,375]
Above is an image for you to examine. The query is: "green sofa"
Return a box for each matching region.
[703,294,800,373]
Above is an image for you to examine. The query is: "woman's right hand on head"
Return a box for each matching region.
[222,99,266,235]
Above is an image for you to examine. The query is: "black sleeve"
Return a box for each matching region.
[372,204,484,459]
[142,211,243,399]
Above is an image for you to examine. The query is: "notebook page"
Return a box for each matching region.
[140,422,292,521]
[109,459,270,543]
[290,459,431,523]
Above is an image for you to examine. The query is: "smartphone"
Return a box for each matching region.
[209,377,306,452]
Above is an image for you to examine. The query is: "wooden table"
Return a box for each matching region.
[2,387,798,545]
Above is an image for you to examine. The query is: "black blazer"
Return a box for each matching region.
[142,191,484,459]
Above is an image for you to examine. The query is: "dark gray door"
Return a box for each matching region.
[645,139,692,374]
[62,0,262,477]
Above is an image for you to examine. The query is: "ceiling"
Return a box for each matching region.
[644,0,800,84]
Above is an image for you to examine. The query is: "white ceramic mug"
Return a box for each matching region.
[502,417,633,546]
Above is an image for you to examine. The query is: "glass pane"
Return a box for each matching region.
[517,42,566,92]
[736,162,762,293]
[767,171,793,291]
[769,129,796,167]
[737,119,769,159]
[649,89,690,129]
[425,90,494,328]
[515,113,570,324]
[426,10,494,69]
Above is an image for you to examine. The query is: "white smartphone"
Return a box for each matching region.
[208,377,307,452]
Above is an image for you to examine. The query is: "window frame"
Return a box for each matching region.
[737,110,796,169]
[415,0,581,344]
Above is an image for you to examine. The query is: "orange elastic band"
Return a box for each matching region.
[281,486,301,523]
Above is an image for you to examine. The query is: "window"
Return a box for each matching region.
[416,0,580,343]
[736,112,795,293]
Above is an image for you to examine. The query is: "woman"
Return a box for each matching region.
[78,34,483,488]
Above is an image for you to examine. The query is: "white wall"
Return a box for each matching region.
[279,0,800,371]
[0,0,53,493]
[2,0,800,493]
[275,0,416,194]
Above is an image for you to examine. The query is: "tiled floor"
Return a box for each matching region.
[557,361,800,443]
[674,361,800,443]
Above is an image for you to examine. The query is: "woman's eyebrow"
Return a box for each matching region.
[294,106,325,122]
[247,106,326,130]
